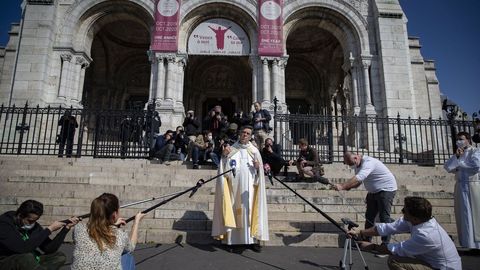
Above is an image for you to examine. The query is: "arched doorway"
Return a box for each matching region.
[284,8,362,146]
[286,24,344,116]
[81,3,151,110]
[183,18,252,129]
[184,55,252,128]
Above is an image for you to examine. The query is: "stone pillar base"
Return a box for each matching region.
[156,99,185,132]
[365,104,376,116]
[353,106,361,116]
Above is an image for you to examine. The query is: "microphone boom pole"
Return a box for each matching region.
[271,174,348,235]
[60,191,187,223]
[124,168,234,223]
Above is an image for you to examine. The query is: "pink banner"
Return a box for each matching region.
[258,0,283,56]
[151,0,181,52]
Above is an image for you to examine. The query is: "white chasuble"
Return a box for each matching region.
[211,141,269,245]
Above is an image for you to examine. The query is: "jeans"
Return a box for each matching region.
[191,146,204,165]
[210,151,220,166]
[154,143,174,161]
[365,190,396,244]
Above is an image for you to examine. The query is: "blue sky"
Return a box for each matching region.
[0,0,478,116]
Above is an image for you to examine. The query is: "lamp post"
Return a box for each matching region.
[442,99,459,152]
[273,96,278,143]
[472,111,480,144]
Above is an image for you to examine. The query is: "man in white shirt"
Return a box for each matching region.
[349,196,462,270]
[334,152,397,245]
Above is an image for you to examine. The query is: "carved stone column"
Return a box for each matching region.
[175,55,187,104]
[155,54,165,102]
[165,54,176,102]
[71,57,85,102]
[248,56,259,103]
[58,54,72,99]
[362,55,376,115]
[261,57,270,103]
[147,51,156,102]
[349,54,360,115]
[278,56,288,104]
[76,61,89,103]
[271,58,279,101]
[155,54,187,132]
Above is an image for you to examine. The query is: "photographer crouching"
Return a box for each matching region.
[348,196,461,270]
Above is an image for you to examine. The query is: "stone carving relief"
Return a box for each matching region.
[344,0,368,14]
[286,69,307,92]
[284,0,368,14]
[204,67,234,90]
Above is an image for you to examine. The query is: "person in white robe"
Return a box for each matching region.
[444,131,480,249]
[211,125,269,250]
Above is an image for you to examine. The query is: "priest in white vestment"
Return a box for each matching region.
[444,131,480,249]
[211,125,269,249]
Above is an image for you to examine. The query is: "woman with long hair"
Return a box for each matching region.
[71,193,145,269]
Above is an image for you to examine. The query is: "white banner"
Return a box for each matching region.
[188,18,250,56]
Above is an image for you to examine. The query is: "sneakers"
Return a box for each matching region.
[375,254,389,258]
[192,164,199,169]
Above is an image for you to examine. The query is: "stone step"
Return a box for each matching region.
[1,155,452,174]
[0,173,454,190]
[0,180,454,204]
[0,155,458,247]
[0,163,218,176]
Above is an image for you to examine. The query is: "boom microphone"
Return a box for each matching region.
[341,218,359,228]
[263,163,274,186]
[230,160,237,177]
[189,179,205,198]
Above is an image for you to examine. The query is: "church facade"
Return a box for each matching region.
[0,0,442,131]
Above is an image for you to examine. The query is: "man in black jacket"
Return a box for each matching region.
[183,110,200,142]
[261,138,292,176]
[0,200,78,270]
[57,110,78,158]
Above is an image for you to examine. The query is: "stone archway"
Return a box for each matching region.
[180,4,256,127]
[286,25,343,115]
[80,4,152,110]
[284,6,365,116]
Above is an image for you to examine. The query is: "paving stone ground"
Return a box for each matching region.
[58,243,480,270]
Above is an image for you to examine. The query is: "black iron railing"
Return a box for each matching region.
[0,102,157,159]
[274,112,477,165]
[0,102,477,165]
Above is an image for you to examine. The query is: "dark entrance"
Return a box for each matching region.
[183,56,252,123]
[202,98,235,119]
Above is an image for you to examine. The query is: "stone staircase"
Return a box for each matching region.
[0,155,457,247]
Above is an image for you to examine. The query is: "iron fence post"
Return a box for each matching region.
[15,102,30,155]
[341,115,347,156]
[327,114,333,163]
[442,99,458,152]
[93,113,100,158]
[397,113,404,164]
[148,99,156,158]
[76,109,85,158]
[273,96,278,143]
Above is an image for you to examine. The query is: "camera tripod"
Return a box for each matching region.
[340,222,369,270]
[269,174,369,269]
